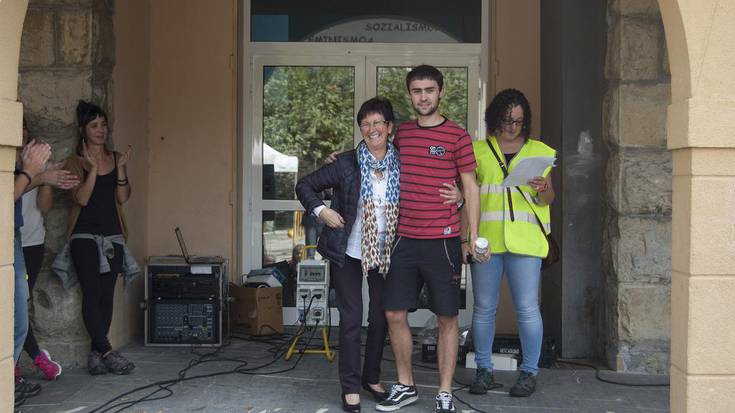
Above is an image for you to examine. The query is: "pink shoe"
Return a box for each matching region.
[34,349,62,380]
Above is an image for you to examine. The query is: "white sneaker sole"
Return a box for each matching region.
[375,395,418,412]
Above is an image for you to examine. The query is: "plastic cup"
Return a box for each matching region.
[475,237,489,255]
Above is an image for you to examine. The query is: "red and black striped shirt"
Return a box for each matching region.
[394,117,477,239]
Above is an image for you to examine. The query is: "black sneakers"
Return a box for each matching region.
[509,371,537,397]
[102,351,136,375]
[15,375,41,409]
[375,383,418,412]
[469,368,495,394]
[15,376,41,398]
[88,350,108,375]
[435,391,456,413]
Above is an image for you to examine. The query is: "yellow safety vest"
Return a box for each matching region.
[474,136,556,257]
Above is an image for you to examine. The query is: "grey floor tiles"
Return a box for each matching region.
[16,336,669,413]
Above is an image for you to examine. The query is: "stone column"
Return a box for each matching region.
[659,0,735,410]
[17,0,114,367]
[0,0,30,409]
[603,0,672,373]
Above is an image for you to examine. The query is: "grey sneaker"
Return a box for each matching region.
[509,371,537,397]
[88,351,108,375]
[469,368,495,394]
[102,351,135,375]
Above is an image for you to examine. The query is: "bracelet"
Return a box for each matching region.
[456,199,465,211]
[16,170,33,184]
[116,178,129,186]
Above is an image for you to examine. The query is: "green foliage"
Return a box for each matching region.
[262,65,469,200]
[263,66,355,184]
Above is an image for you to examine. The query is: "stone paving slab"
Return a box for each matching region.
[16,336,669,413]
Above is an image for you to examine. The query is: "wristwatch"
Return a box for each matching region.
[456,199,465,210]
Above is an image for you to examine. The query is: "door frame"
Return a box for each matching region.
[239,1,491,327]
[244,48,484,327]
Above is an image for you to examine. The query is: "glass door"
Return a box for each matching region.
[247,52,481,327]
[248,55,365,325]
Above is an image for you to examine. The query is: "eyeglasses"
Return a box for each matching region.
[501,118,524,127]
[359,120,389,130]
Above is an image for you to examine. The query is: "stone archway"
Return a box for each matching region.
[657,0,735,412]
[0,0,29,408]
[1,0,734,411]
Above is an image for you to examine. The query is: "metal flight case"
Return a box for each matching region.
[144,256,227,347]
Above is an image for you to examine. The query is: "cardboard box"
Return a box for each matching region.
[229,283,283,335]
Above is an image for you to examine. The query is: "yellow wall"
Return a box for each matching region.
[146,1,237,273]
[492,0,541,137]
[109,0,151,346]
[657,0,735,410]
[107,0,238,348]
[489,0,541,334]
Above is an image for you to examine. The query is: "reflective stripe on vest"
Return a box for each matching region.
[480,210,551,233]
[480,183,505,194]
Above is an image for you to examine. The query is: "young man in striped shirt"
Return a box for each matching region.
[377,65,484,413]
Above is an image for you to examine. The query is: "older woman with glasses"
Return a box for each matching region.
[297,97,460,412]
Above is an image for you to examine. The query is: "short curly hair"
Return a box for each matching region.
[485,89,532,140]
[357,97,395,125]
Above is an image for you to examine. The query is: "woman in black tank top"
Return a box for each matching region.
[69,100,135,375]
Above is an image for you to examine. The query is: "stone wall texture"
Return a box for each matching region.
[17,0,114,368]
[603,0,672,374]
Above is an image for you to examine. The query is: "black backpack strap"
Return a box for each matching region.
[486,139,516,222]
[485,139,508,177]
[516,189,550,236]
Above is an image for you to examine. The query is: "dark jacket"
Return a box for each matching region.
[295,150,360,268]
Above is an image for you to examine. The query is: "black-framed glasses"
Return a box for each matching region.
[359,120,389,130]
[501,118,524,127]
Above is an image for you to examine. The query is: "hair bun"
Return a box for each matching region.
[76,100,91,119]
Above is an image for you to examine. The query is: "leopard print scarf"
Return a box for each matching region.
[357,141,400,276]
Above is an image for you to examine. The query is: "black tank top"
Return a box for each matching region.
[72,158,122,236]
[504,152,518,164]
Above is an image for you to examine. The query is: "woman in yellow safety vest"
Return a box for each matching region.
[465,89,555,398]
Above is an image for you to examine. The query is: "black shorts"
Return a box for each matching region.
[383,236,462,316]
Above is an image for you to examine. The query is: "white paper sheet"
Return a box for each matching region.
[501,156,556,187]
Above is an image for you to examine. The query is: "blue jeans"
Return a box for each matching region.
[471,253,542,374]
[13,231,29,363]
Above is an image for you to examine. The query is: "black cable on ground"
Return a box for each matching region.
[555,359,670,387]
[450,376,503,413]
[90,297,324,413]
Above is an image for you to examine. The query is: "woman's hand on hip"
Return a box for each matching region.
[319,207,345,229]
